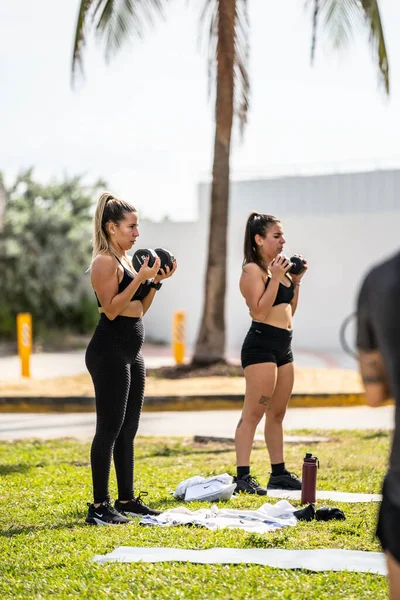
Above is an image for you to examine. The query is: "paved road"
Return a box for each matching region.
[0,406,394,441]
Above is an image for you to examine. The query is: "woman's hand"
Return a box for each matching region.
[138,255,161,281]
[270,255,291,280]
[291,254,308,286]
[154,259,178,283]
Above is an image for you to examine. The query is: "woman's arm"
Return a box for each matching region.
[92,254,159,320]
[359,350,391,406]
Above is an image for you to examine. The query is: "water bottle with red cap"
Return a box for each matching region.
[301,452,319,504]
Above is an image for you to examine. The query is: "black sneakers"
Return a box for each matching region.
[293,504,316,522]
[267,471,302,490]
[115,492,161,517]
[293,505,346,522]
[233,474,268,496]
[85,501,131,526]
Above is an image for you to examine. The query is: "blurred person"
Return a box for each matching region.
[234,212,308,495]
[357,251,400,599]
[85,192,177,525]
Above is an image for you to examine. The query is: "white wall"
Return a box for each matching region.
[138,169,400,352]
[136,219,207,346]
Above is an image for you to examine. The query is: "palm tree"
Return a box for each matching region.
[71,0,389,365]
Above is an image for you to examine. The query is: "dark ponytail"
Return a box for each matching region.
[243,212,280,269]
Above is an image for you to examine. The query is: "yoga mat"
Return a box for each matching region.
[267,490,382,503]
[93,547,386,574]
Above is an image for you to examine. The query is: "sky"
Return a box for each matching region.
[1,0,400,221]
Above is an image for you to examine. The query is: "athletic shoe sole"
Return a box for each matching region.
[267,484,302,490]
[85,517,131,526]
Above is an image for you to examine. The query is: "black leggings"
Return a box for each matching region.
[85,314,145,504]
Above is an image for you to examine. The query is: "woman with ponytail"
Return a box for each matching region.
[234,212,308,495]
[85,192,177,525]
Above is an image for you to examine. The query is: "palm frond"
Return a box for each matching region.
[307,0,389,93]
[71,0,168,85]
[234,0,250,136]
[360,0,389,93]
[310,0,320,62]
[321,0,361,49]
[71,0,96,83]
[198,0,218,99]
[198,0,250,136]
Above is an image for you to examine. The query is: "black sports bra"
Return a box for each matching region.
[94,255,151,307]
[265,275,295,306]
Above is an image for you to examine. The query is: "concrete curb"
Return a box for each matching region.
[0,392,385,413]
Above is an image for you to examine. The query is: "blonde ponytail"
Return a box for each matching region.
[89,191,137,269]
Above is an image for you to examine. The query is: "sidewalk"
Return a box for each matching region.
[0,345,359,380]
[0,345,176,380]
[0,406,394,441]
[0,344,366,414]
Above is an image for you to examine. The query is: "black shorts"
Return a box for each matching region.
[376,481,400,564]
[241,321,293,370]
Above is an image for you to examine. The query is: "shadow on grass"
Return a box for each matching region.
[361,432,390,440]
[0,521,89,538]
[138,446,236,459]
[0,463,32,475]
[0,461,91,475]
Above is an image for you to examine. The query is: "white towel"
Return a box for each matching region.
[139,500,298,533]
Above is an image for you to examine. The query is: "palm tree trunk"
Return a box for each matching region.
[192,0,236,365]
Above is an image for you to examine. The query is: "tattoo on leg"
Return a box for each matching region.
[259,395,272,409]
[237,417,243,429]
[363,375,386,384]
[362,357,387,384]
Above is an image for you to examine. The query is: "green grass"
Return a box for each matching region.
[0,431,390,599]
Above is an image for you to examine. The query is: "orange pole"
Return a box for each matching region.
[172,311,186,365]
[17,313,32,378]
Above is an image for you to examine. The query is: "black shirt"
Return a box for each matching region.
[356,251,400,506]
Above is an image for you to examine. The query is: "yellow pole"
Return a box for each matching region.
[172,311,186,365]
[17,313,32,378]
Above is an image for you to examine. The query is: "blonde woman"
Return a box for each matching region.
[234,212,307,495]
[85,192,177,525]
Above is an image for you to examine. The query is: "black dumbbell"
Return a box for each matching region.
[132,248,158,272]
[288,255,306,275]
[155,247,175,272]
[132,247,175,275]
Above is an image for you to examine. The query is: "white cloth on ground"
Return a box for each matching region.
[139,500,298,533]
[173,473,236,502]
[92,547,386,574]
[267,490,382,503]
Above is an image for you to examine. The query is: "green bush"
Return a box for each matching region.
[0,169,105,340]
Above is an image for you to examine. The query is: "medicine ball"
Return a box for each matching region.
[132,248,158,272]
[155,248,175,272]
[289,255,306,275]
